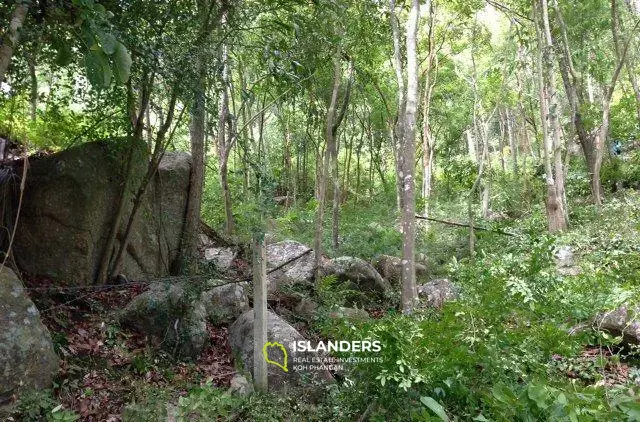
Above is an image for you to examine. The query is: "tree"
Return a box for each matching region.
[0,0,31,83]
[536,0,568,232]
[390,0,420,314]
[421,0,438,218]
[179,0,226,274]
[551,0,635,206]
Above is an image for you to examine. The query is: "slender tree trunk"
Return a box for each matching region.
[390,0,419,314]
[0,0,30,83]
[179,58,206,274]
[96,75,151,283]
[110,86,180,278]
[355,135,362,201]
[390,0,405,214]
[468,135,487,258]
[480,121,491,219]
[218,39,235,236]
[499,109,507,173]
[342,131,353,202]
[285,131,292,205]
[421,0,437,218]
[252,233,268,391]
[27,52,37,122]
[466,129,477,162]
[507,109,519,174]
[331,133,340,250]
[314,55,342,280]
[537,0,568,232]
[619,0,640,124]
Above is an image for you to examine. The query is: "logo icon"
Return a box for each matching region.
[263,341,288,372]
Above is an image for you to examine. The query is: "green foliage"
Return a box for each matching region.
[177,385,243,420]
[13,390,79,422]
[73,0,132,88]
[123,383,337,421]
[437,156,478,197]
[489,171,543,218]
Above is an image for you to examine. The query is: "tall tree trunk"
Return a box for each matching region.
[0,0,30,83]
[468,133,487,258]
[179,58,206,274]
[252,232,268,391]
[355,135,362,201]
[27,51,37,122]
[466,129,477,162]
[507,109,519,174]
[480,119,491,219]
[218,38,235,236]
[342,130,354,202]
[284,118,292,205]
[499,109,507,173]
[537,0,568,232]
[391,0,419,314]
[421,0,437,218]
[314,55,342,280]
[331,132,340,250]
[96,74,151,284]
[390,0,405,214]
[110,86,180,278]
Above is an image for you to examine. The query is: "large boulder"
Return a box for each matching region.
[119,283,207,358]
[228,310,334,392]
[593,305,640,345]
[266,240,315,293]
[0,266,58,401]
[373,254,428,285]
[203,247,237,273]
[320,256,392,299]
[12,141,191,285]
[417,279,460,308]
[200,281,249,325]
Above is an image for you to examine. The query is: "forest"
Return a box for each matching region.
[1,0,640,420]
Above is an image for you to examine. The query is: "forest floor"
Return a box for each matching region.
[25,278,236,421]
[10,187,640,421]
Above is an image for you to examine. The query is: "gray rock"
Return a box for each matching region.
[555,245,581,276]
[0,266,58,400]
[294,298,318,320]
[373,254,428,285]
[594,305,640,345]
[228,310,334,392]
[266,240,315,293]
[200,281,249,325]
[417,279,460,308]
[13,141,191,285]
[119,283,207,357]
[203,247,237,272]
[321,256,392,298]
[328,307,369,320]
[229,373,254,396]
[485,209,509,221]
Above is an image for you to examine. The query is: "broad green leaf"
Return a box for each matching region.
[85,49,112,88]
[491,383,517,405]
[420,396,450,422]
[113,42,132,84]
[98,31,117,55]
[527,384,548,409]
